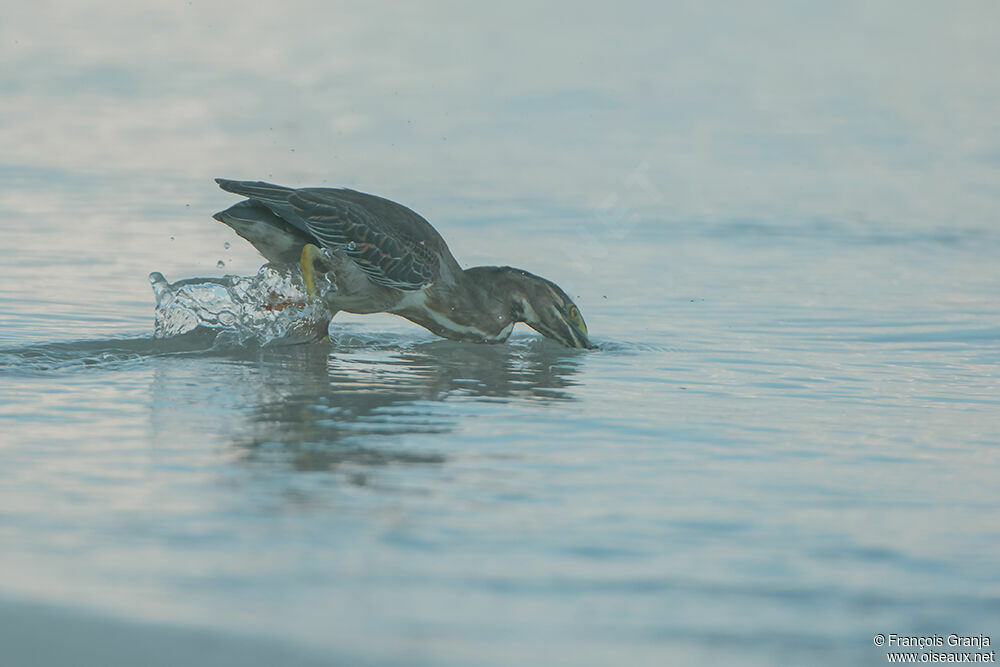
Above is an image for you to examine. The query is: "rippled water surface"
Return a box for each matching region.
[2,3,999,666]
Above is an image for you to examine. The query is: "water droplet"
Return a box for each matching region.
[346,241,357,251]
[170,236,175,241]
[147,272,172,303]
[217,260,225,269]
[224,241,230,249]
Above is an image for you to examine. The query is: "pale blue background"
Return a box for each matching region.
[1,2,998,665]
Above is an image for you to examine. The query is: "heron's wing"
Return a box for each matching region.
[288,189,437,290]
[215,178,439,291]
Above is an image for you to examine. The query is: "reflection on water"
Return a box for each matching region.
[2,331,583,488]
[142,334,582,474]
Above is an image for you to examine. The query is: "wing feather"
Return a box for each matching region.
[288,190,435,290]
[216,178,448,291]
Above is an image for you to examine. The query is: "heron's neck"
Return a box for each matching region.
[461,266,535,320]
[389,266,524,342]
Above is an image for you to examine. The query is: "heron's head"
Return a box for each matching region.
[500,267,591,349]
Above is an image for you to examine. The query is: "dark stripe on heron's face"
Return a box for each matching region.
[565,319,592,349]
[542,309,588,349]
[559,318,579,348]
[554,301,591,349]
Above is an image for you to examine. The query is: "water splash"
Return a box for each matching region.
[149,263,333,345]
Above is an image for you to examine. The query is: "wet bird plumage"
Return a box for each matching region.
[212,178,591,348]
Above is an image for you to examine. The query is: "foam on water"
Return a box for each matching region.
[149,263,334,346]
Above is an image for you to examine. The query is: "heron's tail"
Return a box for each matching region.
[212,200,312,264]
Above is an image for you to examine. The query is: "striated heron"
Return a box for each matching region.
[213,179,591,348]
